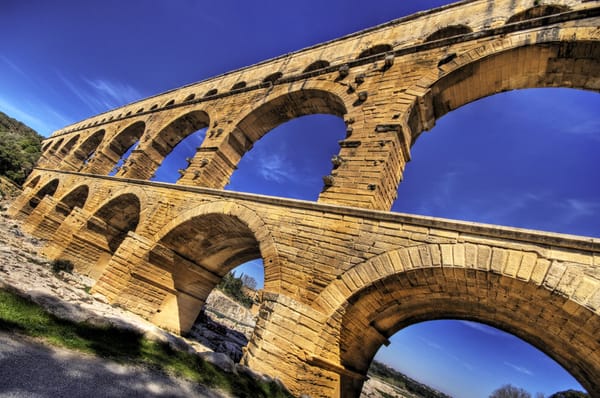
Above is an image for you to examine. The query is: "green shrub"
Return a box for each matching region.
[51,259,74,274]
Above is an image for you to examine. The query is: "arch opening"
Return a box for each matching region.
[320,268,595,397]
[370,320,586,398]
[59,135,80,156]
[357,44,393,59]
[506,5,570,25]
[303,60,330,73]
[107,121,145,176]
[88,193,140,253]
[74,129,105,166]
[395,41,600,236]
[190,258,264,362]
[149,213,263,335]
[27,178,59,211]
[225,89,347,200]
[424,24,472,42]
[55,185,89,216]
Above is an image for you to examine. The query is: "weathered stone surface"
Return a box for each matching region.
[9,1,600,397]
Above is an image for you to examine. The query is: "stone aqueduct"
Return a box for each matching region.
[8,0,600,396]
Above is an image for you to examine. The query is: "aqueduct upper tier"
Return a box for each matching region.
[12,0,600,396]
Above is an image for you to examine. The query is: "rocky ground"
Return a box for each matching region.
[0,194,419,397]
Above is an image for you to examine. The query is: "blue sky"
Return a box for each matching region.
[1,1,598,397]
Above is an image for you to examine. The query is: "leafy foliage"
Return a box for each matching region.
[490,384,531,398]
[51,259,74,274]
[548,390,589,398]
[216,272,256,308]
[0,111,43,185]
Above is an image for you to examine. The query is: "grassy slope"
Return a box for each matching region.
[0,288,293,398]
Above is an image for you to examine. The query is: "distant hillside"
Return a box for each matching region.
[0,111,44,185]
[367,361,453,398]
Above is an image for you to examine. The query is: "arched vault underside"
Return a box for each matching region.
[316,265,599,397]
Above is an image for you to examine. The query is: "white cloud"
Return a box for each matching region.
[459,321,509,338]
[504,361,533,376]
[257,153,294,183]
[57,72,143,114]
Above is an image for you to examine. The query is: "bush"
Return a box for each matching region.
[217,272,255,308]
[51,259,74,274]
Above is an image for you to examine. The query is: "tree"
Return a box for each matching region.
[490,384,531,398]
[548,390,589,398]
[241,273,257,290]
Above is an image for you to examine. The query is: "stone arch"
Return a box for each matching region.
[73,129,105,166]
[25,178,59,213]
[145,200,280,333]
[55,184,89,216]
[49,191,144,279]
[106,120,145,173]
[506,4,570,25]
[303,60,330,73]
[150,110,209,158]
[408,29,600,140]
[311,244,599,396]
[231,81,247,91]
[202,88,347,191]
[28,184,89,240]
[50,138,64,152]
[234,88,346,145]
[153,200,281,291]
[357,44,393,59]
[59,134,80,155]
[25,175,41,189]
[424,24,472,42]
[263,71,283,84]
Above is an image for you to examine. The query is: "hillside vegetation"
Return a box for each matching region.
[0,111,44,185]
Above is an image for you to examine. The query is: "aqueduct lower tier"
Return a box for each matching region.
[10,170,600,396]
[11,0,600,396]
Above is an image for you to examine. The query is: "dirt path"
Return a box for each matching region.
[0,331,225,398]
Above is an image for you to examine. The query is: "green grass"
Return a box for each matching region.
[0,288,293,398]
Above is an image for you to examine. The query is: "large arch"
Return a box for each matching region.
[311,245,599,397]
[107,121,145,172]
[190,88,348,190]
[71,129,106,170]
[409,35,600,139]
[143,200,280,333]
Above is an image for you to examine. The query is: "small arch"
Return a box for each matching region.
[89,193,141,253]
[262,72,283,84]
[150,104,159,110]
[59,135,80,155]
[136,108,144,114]
[204,89,218,97]
[51,138,64,152]
[56,185,89,216]
[125,111,132,117]
[101,118,106,123]
[165,99,175,107]
[231,81,247,91]
[74,129,105,164]
[41,142,53,153]
[108,121,145,174]
[25,175,41,189]
[108,116,114,121]
[424,24,473,42]
[303,60,330,73]
[506,4,570,24]
[27,178,59,210]
[357,44,393,59]
[184,93,196,102]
